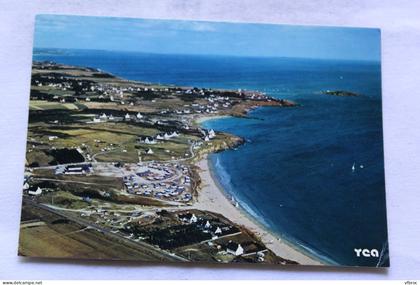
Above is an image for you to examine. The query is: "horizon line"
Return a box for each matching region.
[33,47,381,63]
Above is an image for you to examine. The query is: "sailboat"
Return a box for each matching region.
[352,162,356,172]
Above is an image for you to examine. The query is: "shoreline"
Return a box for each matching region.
[193,155,325,266]
[193,115,231,125]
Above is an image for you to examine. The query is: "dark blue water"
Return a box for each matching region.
[34,49,388,266]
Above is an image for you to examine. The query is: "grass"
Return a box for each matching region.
[19,207,164,260]
[39,190,90,210]
[35,178,167,207]
[27,119,204,163]
[30,100,83,111]
[175,243,225,262]
[26,148,53,166]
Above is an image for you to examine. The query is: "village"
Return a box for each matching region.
[23,158,282,263]
[31,61,289,118]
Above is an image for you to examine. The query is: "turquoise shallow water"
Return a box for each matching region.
[34,49,388,266]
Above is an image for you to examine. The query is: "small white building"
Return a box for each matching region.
[189,214,198,223]
[208,129,216,139]
[146,148,154,155]
[28,186,42,196]
[161,132,180,141]
[144,137,156,145]
[215,227,222,234]
[136,112,143,119]
[226,242,244,256]
[125,113,131,120]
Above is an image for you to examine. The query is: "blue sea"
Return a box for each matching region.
[34,49,389,266]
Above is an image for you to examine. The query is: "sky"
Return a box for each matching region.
[34,14,381,61]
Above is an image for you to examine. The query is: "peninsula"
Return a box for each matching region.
[20,61,322,265]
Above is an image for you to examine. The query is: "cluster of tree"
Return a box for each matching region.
[123,223,213,250]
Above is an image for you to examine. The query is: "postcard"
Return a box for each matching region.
[19,14,389,267]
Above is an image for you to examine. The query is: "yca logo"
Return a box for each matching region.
[354,248,379,257]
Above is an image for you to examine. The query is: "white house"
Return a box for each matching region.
[208,129,216,139]
[189,214,198,223]
[146,148,154,155]
[28,186,42,196]
[257,251,265,258]
[136,112,143,119]
[23,182,29,190]
[215,227,222,234]
[226,242,244,256]
[205,220,211,229]
[144,137,157,145]
[125,113,131,120]
[164,131,179,140]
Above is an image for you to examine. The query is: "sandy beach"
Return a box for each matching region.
[193,155,324,266]
[193,115,231,125]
